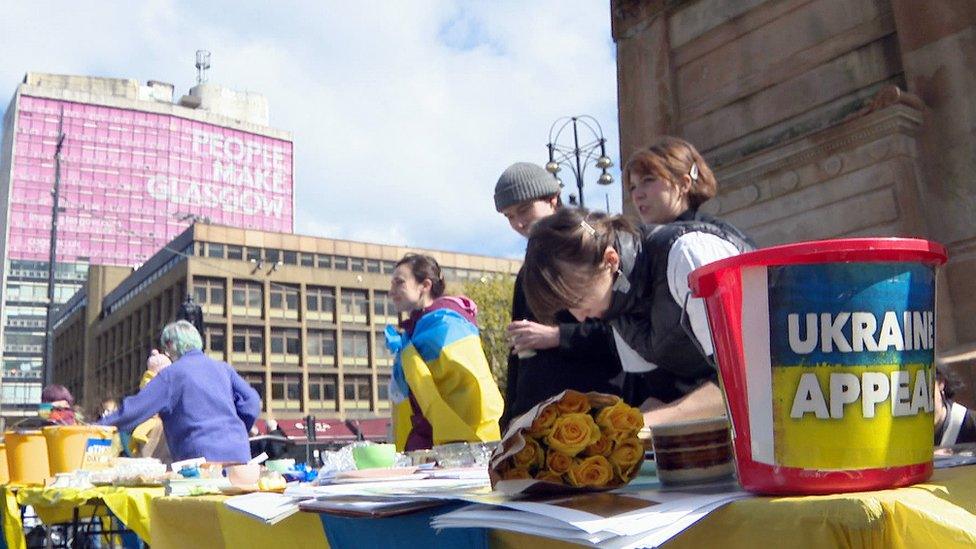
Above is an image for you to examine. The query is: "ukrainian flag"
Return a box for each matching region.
[391,309,503,451]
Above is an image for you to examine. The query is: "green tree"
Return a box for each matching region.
[458,275,515,393]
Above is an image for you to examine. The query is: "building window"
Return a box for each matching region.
[193,277,226,315]
[299,253,315,267]
[343,375,372,410]
[207,243,225,259]
[282,250,298,265]
[372,291,397,323]
[374,331,392,366]
[227,245,243,260]
[231,326,264,364]
[308,374,337,411]
[307,329,337,367]
[270,328,301,365]
[246,247,261,262]
[231,281,263,318]
[205,325,226,359]
[269,284,299,319]
[306,286,336,322]
[350,258,365,272]
[315,254,332,268]
[340,289,369,324]
[366,259,381,274]
[342,331,370,368]
[377,375,391,410]
[270,373,301,411]
[265,249,280,263]
[243,373,266,409]
[380,260,396,274]
[333,256,349,271]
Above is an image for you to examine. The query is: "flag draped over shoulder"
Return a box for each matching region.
[387,309,503,451]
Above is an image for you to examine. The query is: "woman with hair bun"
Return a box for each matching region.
[522,137,755,428]
[386,253,503,451]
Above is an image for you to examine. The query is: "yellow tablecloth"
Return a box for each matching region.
[150,495,329,549]
[491,466,976,549]
[6,466,976,548]
[1,485,162,549]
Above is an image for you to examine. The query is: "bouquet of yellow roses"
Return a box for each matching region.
[490,390,645,492]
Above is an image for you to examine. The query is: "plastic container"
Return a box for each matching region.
[265,459,296,473]
[0,443,9,484]
[689,238,948,495]
[651,417,735,486]
[352,443,396,469]
[42,425,117,476]
[5,430,50,485]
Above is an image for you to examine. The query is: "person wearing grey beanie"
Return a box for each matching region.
[494,162,562,237]
[494,162,624,429]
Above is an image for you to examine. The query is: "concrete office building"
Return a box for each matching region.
[51,223,520,426]
[0,71,294,414]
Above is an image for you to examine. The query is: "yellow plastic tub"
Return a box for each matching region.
[5,430,49,485]
[0,443,9,484]
[42,425,117,475]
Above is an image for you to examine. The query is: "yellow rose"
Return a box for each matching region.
[555,390,592,415]
[610,437,644,470]
[584,434,613,457]
[546,450,573,474]
[546,413,602,457]
[596,401,644,440]
[537,470,565,484]
[513,437,545,469]
[502,466,532,480]
[528,404,558,437]
[566,455,614,488]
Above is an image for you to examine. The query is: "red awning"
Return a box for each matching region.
[346,418,391,442]
[277,418,357,442]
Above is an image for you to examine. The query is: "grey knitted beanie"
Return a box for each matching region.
[494,162,562,212]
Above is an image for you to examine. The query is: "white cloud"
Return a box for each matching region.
[0,0,621,258]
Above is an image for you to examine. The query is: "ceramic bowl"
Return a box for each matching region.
[651,416,735,486]
[225,463,261,486]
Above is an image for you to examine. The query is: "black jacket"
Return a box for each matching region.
[607,209,755,403]
[500,268,624,429]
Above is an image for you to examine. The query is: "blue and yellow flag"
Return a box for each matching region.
[388,309,503,451]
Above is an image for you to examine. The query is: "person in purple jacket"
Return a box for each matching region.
[98,320,261,463]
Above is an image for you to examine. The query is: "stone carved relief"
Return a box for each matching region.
[713,103,924,219]
[820,155,843,177]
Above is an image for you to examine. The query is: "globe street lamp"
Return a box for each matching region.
[545,115,614,208]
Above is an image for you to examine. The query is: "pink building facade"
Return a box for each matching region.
[0,74,294,412]
[7,95,293,265]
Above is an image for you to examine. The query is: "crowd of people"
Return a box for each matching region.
[31,135,973,462]
[388,135,762,449]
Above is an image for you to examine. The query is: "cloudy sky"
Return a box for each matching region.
[0,1,621,258]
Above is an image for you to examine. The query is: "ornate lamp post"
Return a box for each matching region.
[545,115,614,208]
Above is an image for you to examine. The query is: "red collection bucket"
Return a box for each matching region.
[689,238,947,495]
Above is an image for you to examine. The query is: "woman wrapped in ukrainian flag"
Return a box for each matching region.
[385,253,504,451]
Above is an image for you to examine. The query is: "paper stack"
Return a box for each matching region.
[431,484,750,549]
[224,492,309,525]
[286,476,494,518]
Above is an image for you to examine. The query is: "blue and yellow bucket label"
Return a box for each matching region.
[740,262,935,470]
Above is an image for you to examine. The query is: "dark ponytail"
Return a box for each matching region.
[522,208,636,323]
[395,253,446,298]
